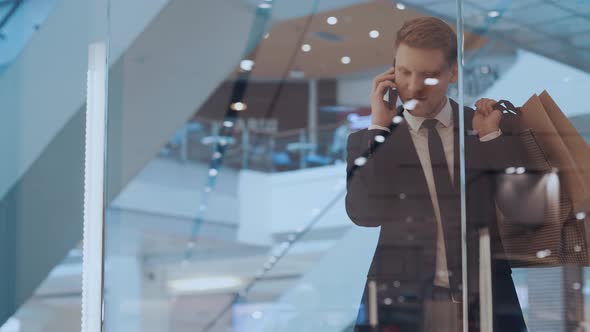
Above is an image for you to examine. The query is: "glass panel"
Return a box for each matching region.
[461,0,590,330]
[102,1,466,331]
[0,0,94,331]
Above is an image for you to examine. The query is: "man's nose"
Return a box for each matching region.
[407,76,425,96]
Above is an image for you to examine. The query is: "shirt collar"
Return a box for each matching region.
[403,97,452,132]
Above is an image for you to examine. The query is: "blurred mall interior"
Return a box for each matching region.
[2,0,590,331]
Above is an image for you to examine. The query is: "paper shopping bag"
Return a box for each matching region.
[496,93,589,266]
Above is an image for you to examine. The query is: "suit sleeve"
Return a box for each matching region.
[472,113,551,228]
[477,115,528,171]
[345,129,398,227]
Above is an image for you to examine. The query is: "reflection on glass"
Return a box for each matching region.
[94,0,590,332]
[461,0,590,331]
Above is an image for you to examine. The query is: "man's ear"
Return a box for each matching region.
[450,62,458,83]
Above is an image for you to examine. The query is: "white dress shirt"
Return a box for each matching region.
[368,98,501,287]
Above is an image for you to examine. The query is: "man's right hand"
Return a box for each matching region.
[370,67,398,128]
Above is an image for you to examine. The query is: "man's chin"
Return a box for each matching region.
[407,105,436,118]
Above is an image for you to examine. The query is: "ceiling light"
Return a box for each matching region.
[258,3,271,9]
[327,16,338,25]
[264,32,270,39]
[488,10,500,18]
[209,169,219,177]
[369,30,380,38]
[341,56,351,64]
[396,3,406,10]
[301,44,311,52]
[392,116,403,124]
[168,276,244,293]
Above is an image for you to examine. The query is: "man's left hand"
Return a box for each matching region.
[473,98,502,139]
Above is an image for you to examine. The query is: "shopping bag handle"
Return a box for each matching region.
[493,100,521,115]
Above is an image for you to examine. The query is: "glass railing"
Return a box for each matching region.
[5,0,590,331]
[158,119,349,173]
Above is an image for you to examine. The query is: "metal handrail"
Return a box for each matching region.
[0,0,23,32]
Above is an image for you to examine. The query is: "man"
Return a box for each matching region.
[346,17,528,331]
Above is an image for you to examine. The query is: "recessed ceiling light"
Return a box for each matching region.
[327,16,338,25]
[369,30,380,38]
[301,44,311,52]
[341,56,351,64]
[258,3,271,9]
[396,3,406,10]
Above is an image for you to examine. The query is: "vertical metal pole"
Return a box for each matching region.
[81,42,108,332]
[180,126,188,162]
[269,137,276,172]
[241,128,249,170]
[299,130,306,169]
[211,122,220,155]
[479,228,493,332]
[368,280,378,329]
[308,79,318,154]
[455,0,469,331]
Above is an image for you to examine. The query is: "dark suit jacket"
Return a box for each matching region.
[346,99,529,331]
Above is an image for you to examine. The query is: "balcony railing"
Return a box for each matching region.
[159,119,349,173]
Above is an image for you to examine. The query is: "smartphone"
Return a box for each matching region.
[386,60,397,109]
[386,87,398,110]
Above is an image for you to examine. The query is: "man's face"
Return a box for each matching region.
[394,43,458,118]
